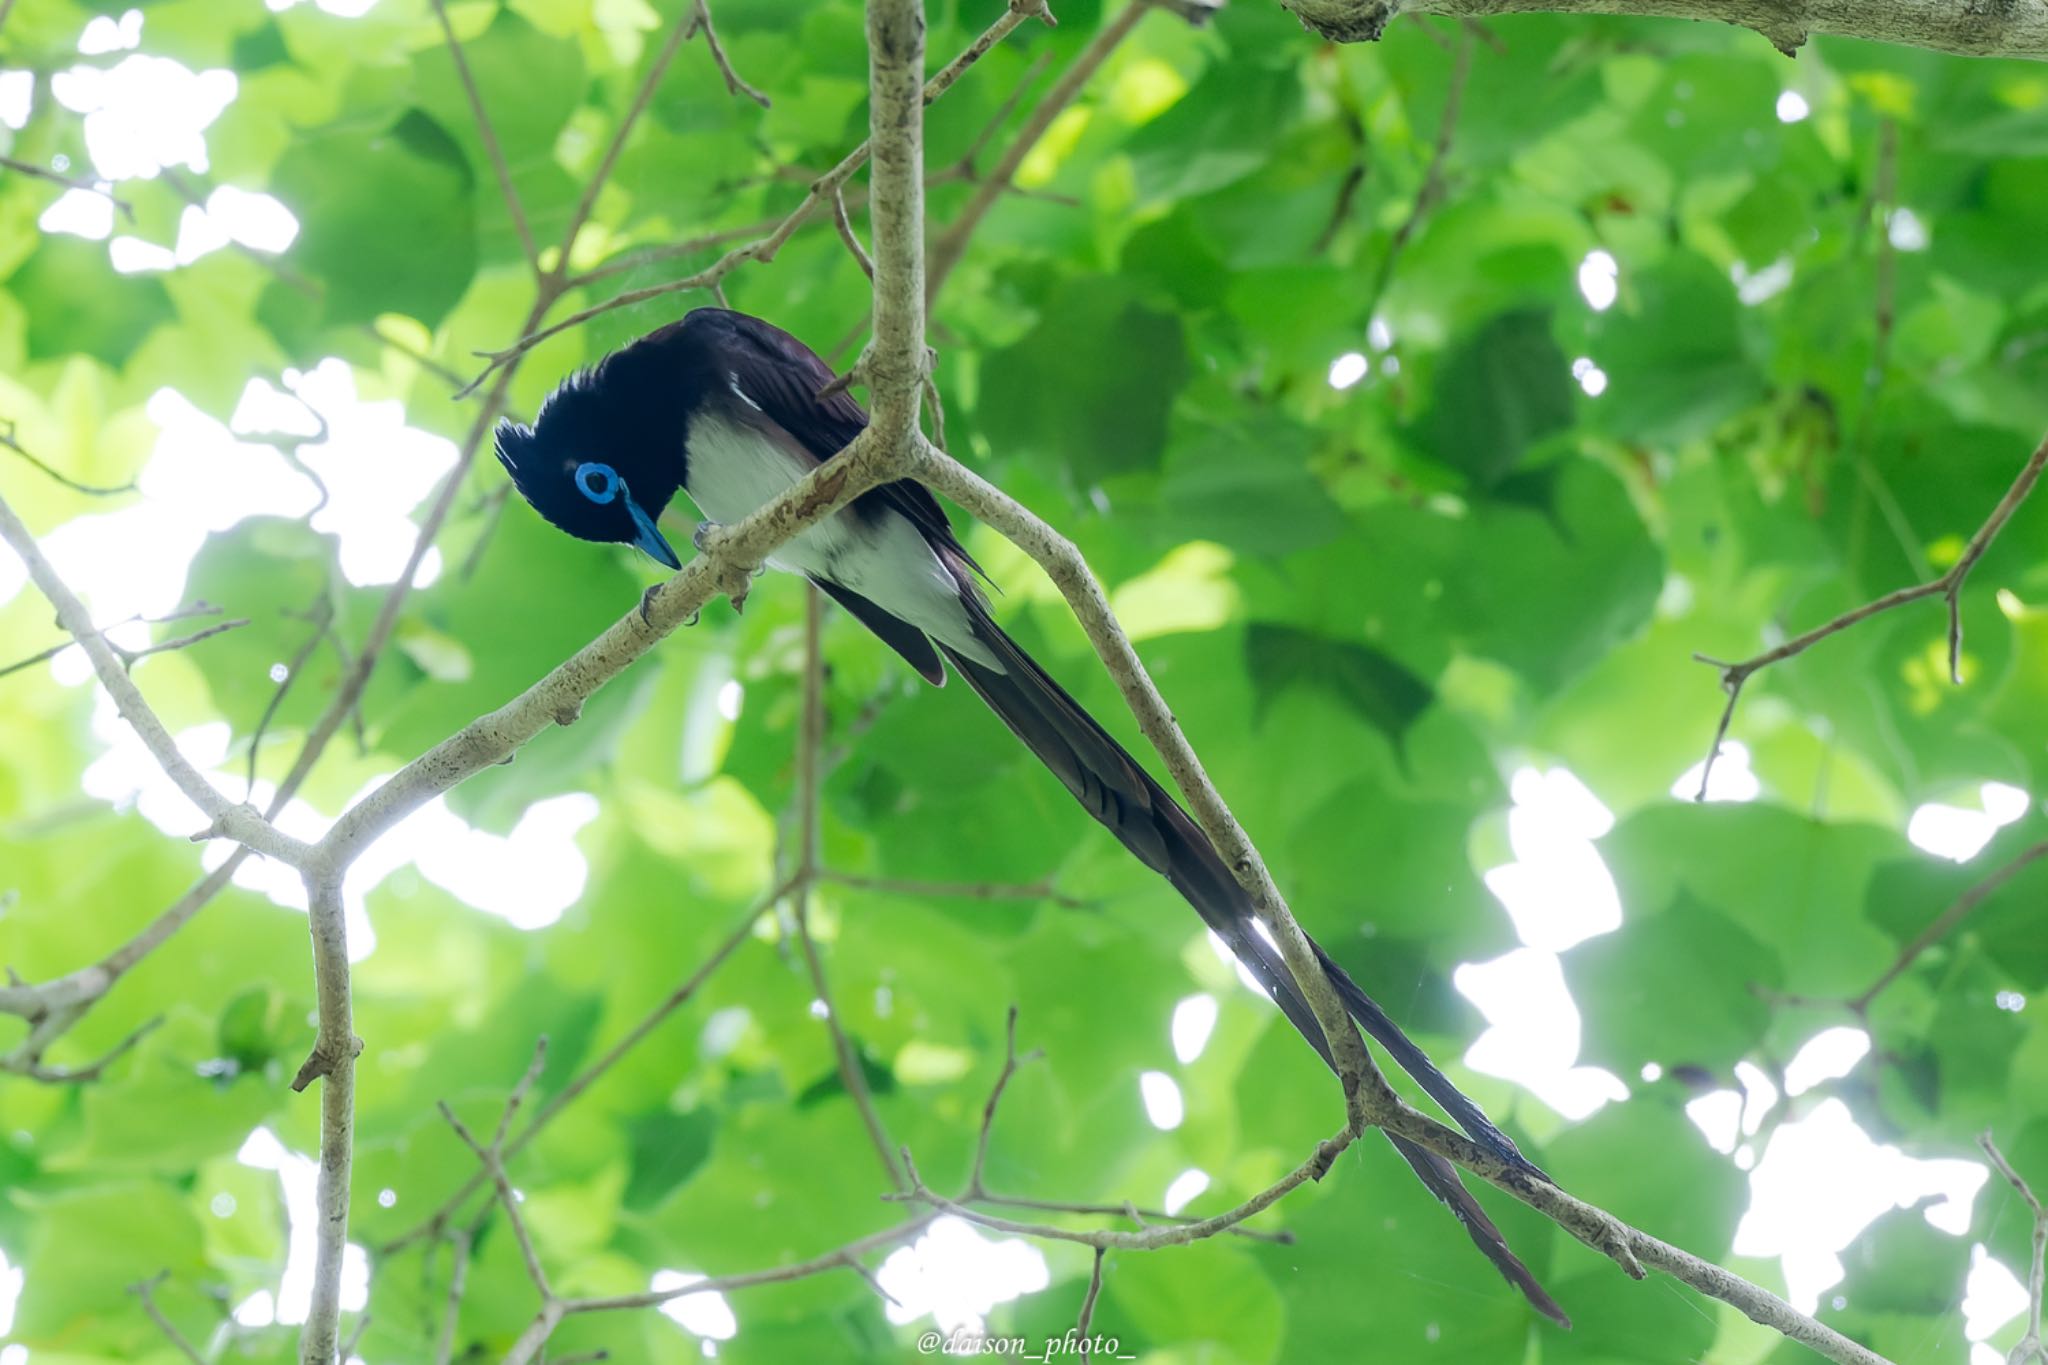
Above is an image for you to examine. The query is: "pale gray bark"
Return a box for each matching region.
[1280,0,2048,59]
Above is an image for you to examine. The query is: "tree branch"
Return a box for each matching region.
[1853,840,2048,1011]
[0,600,240,683]
[890,1133,1348,1251]
[925,0,1157,308]
[501,1216,940,1363]
[296,869,357,1365]
[909,440,1381,1127]
[955,1007,1291,1244]
[1273,0,2048,60]
[1,419,137,495]
[964,1005,1042,1200]
[0,493,311,865]
[0,153,133,218]
[1694,429,2048,800]
[438,1039,553,1300]
[1980,1132,2047,1365]
[456,0,1053,395]
[128,1273,205,1365]
[687,0,772,108]
[793,587,905,1189]
[244,594,337,800]
[430,0,540,273]
[0,855,244,1076]
[430,1230,472,1365]
[377,889,776,1257]
[1360,22,1470,318]
[1,1013,160,1082]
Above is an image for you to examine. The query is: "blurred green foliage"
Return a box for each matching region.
[3,1,2048,1362]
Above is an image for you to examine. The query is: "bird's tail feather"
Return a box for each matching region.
[934,607,1565,1326]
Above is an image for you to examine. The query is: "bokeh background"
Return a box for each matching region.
[4,0,2048,1361]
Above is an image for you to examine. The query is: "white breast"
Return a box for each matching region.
[680,412,999,669]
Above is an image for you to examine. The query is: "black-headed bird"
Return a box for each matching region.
[495,307,1567,1326]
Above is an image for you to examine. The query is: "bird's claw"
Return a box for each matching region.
[692,519,723,552]
[638,583,663,626]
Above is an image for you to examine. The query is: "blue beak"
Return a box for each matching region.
[626,494,681,570]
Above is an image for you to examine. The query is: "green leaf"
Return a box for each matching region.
[976,276,1190,478]
[1128,63,1302,203]
[8,235,173,366]
[1571,888,1781,1075]
[266,107,479,329]
[411,10,586,262]
[1602,803,1902,997]
[1415,308,1574,490]
[1590,250,1768,446]
[1245,623,1432,751]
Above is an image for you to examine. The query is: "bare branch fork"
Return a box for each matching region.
[446,1002,1286,1360]
[0,599,243,683]
[1981,1133,2048,1365]
[1693,431,2048,800]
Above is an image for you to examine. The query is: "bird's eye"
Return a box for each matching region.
[574,461,619,505]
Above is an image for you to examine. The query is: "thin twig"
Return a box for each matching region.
[1694,430,2048,799]
[890,1140,1347,1251]
[0,493,308,862]
[0,600,228,682]
[244,594,338,800]
[502,1216,941,1363]
[965,1005,1043,1199]
[2,1014,161,1082]
[432,1230,472,1365]
[1979,1133,2047,1365]
[1854,840,2048,1010]
[792,586,905,1190]
[0,153,133,218]
[1361,24,1471,320]
[0,855,244,1029]
[123,617,250,671]
[430,0,539,272]
[458,484,514,581]
[1075,1248,1106,1365]
[953,50,1055,179]
[831,186,875,281]
[378,891,778,1257]
[687,0,771,108]
[926,0,1157,308]
[129,1273,205,1365]
[439,1038,554,1299]
[1,420,137,495]
[554,2,700,279]
[456,0,1053,395]
[972,1194,1293,1245]
[340,1312,372,1362]
[564,214,791,289]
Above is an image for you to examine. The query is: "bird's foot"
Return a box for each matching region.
[691,519,724,552]
[638,583,663,627]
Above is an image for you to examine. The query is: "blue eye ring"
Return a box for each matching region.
[575,461,620,505]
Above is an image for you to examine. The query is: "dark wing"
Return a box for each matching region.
[683,308,982,575]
